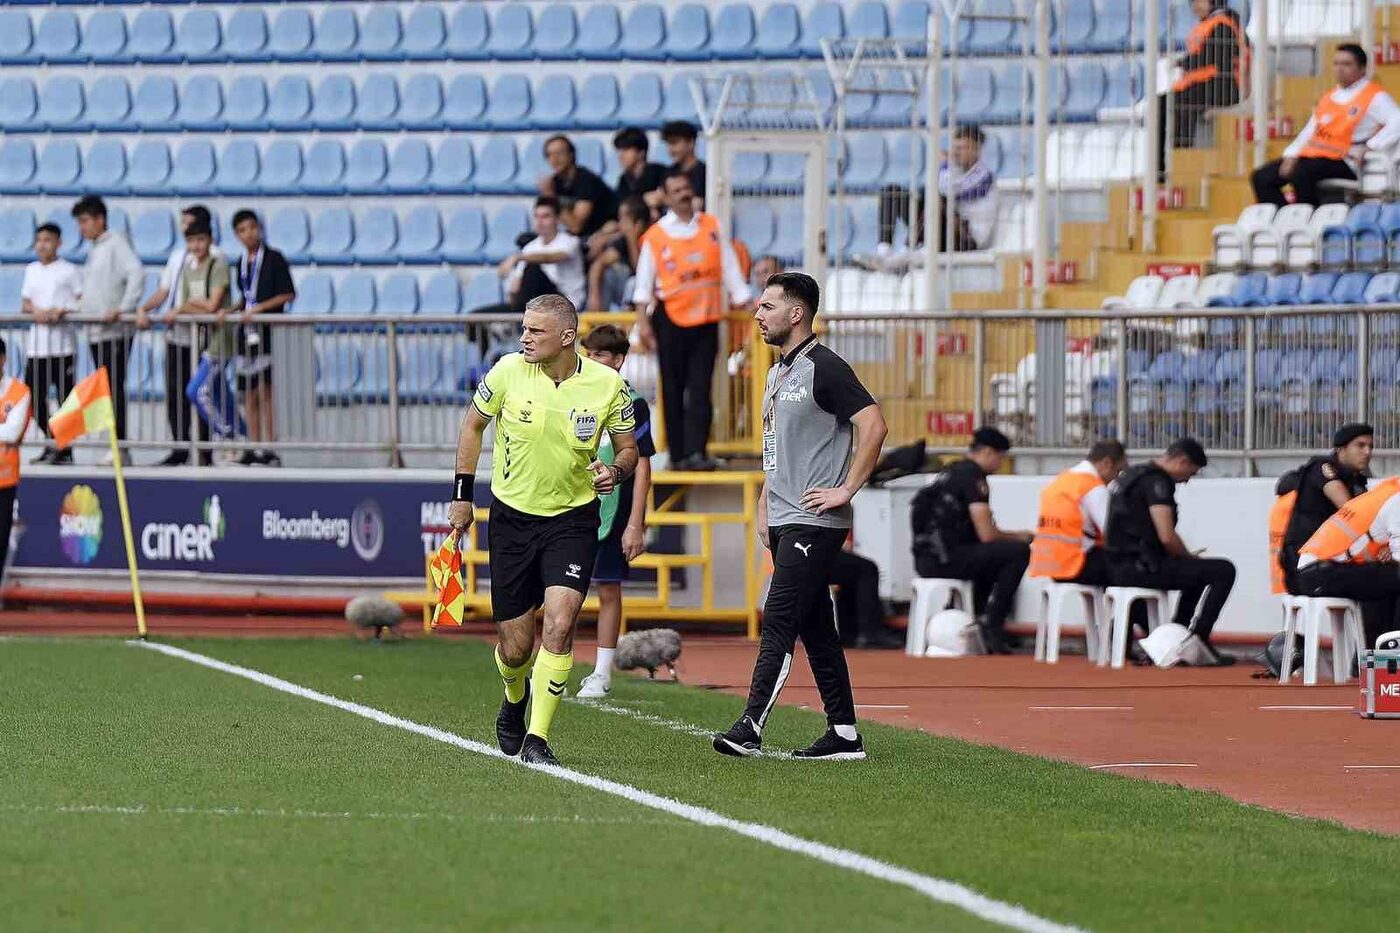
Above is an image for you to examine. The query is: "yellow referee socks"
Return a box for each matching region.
[527,647,573,740]
[495,645,530,704]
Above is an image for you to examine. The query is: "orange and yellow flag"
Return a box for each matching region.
[429,531,466,627]
[50,368,115,450]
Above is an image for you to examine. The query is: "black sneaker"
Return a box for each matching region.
[793,728,867,761]
[712,716,762,757]
[156,451,190,467]
[977,620,1013,655]
[30,448,57,465]
[520,734,559,766]
[1199,642,1238,667]
[495,680,531,757]
[854,627,904,650]
[236,450,260,466]
[260,451,283,467]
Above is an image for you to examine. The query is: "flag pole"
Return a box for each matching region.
[107,430,146,638]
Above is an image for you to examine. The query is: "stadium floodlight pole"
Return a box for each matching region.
[1143,0,1161,254]
[107,424,147,639]
[1031,0,1049,310]
[1253,0,1268,169]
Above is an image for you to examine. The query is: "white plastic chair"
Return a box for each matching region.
[1101,274,1165,310]
[1158,274,1202,308]
[1247,203,1312,268]
[1280,595,1365,685]
[1191,272,1239,308]
[1285,203,1349,269]
[1036,582,1107,664]
[1212,204,1276,268]
[1361,151,1392,199]
[907,577,975,657]
[1104,586,1170,669]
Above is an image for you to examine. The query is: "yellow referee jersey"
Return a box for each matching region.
[473,352,636,517]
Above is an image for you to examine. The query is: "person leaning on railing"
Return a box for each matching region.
[1159,0,1249,178]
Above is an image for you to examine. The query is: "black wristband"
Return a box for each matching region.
[452,473,474,502]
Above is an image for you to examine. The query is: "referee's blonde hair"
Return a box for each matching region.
[525,293,579,331]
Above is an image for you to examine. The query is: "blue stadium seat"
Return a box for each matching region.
[215,139,260,195]
[399,205,444,264]
[224,75,269,130]
[1060,62,1107,122]
[81,10,129,64]
[890,0,931,47]
[225,8,270,63]
[617,74,664,126]
[177,74,223,130]
[770,202,805,260]
[488,74,532,130]
[0,78,39,131]
[531,75,576,129]
[311,75,356,130]
[443,75,487,129]
[1320,203,1381,269]
[0,269,24,318]
[484,205,530,263]
[731,152,768,189]
[400,74,445,130]
[344,139,389,195]
[312,6,359,62]
[403,4,448,60]
[536,4,578,60]
[87,76,133,131]
[269,8,314,62]
[131,209,176,263]
[883,135,925,187]
[317,342,361,397]
[1332,271,1371,305]
[474,137,520,195]
[1365,271,1400,304]
[756,3,801,57]
[954,65,996,120]
[801,2,844,57]
[667,5,711,61]
[1102,59,1143,110]
[446,4,489,59]
[378,274,420,315]
[985,63,1028,123]
[488,4,534,60]
[1299,272,1339,304]
[387,139,433,195]
[968,0,1020,54]
[663,72,699,123]
[335,271,377,315]
[1055,1,1096,53]
[843,137,886,190]
[268,75,313,130]
[422,272,463,314]
[766,152,806,188]
[1255,273,1302,307]
[130,9,178,63]
[172,139,216,196]
[734,204,776,255]
[39,76,86,131]
[574,138,605,178]
[127,140,172,195]
[711,4,756,59]
[303,140,347,195]
[35,11,82,64]
[442,207,488,263]
[1090,0,1132,52]
[850,1,890,39]
[309,208,354,265]
[296,273,334,315]
[352,207,398,264]
[259,139,303,195]
[1206,272,1266,307]
[578,5,622,59]
[175,8,221,63]
[0,140,36,194]
[575,74,620,129]
[464,272,503,311]
[358,74,400,130]
[132,74,178,131]
[0,209,36,263]
[0,11,35,65]
[431,137,475,193]
[362,5,404,61]
[621,4,667,61]
[35,139,81,195]
[359,343,391,399]
[398,336,445,400]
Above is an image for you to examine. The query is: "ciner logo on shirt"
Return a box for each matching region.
[779,386,808,404]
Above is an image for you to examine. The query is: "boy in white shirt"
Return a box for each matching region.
[499,197,587,312]
[20,223,81,465]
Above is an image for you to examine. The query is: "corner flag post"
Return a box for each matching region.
[107,426,146,639]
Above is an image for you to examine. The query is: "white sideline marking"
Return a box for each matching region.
[855,704,910,710]
[1029,706,1134,712]
[1088,763,1198,771]
[0,803,666,825]
[132,640,1082,933]
[1259,705,1353,711]
[574,700,797,760]
[1343,765,1400,771]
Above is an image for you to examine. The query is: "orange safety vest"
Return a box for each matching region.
[1299,81,1385,161]
[642,212,726,327]
[1173,10,1251,96]
[1299,477,1400,566]
[1029,469,1104,580]
[0,378,29,490]
[1267,489,1296,594]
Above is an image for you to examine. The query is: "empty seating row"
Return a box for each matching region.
[1205,271,1400,310]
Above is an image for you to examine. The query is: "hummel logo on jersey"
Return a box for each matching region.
[794,542,812,557]
[566,563,582,579]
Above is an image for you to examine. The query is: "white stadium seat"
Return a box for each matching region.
[1101,274,1165,310]
[1247,203,1312,268]
[1157,273,1202,308]
[1212,204,1276,269]
[1284,203,1349,269]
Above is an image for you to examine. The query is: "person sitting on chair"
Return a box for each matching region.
[1029,439,1128,588]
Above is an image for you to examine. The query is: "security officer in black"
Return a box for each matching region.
[1104,437,1237,665]
[1280,422,1373,594]
[911,427,1032,654]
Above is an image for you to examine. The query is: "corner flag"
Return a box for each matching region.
[50,368,115,450]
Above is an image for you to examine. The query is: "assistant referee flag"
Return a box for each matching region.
[50,367,115,450]
[430,531,466,626]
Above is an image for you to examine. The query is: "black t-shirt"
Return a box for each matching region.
[936,458,990,548]
[616,162,667,204]
[553,166,617,239]
[237,246,296,352]
[682,160,706,200]
[1105,463,1177,564]
[1282,455,1367,555]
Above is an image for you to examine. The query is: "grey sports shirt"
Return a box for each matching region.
[763,335,876,529]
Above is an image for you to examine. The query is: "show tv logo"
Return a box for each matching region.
[59,485,103,565]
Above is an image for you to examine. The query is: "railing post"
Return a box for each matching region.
[386,321,402,468]
[187,326,200,465]
[1031,0,1050,308]
[973,316,986,426]
[1115,317,1129,443]
[1358,310,1370,422]
[1243,315,1256,474]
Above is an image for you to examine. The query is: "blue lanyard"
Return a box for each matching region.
[240,248,263,306]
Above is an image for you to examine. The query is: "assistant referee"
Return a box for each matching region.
[713,272,888,760]
[449,294,639,766]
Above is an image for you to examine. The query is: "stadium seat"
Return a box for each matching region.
[177,74,223,130]
[39,76,86,131]
[0,268,24,318]
[175,8,222,63]
[881,135,925,188]
[225,8,270,62]
[403,5,448,60]
[336,271,377,315]
[357,74,400,130]
[802,2,844,57]
[531,75,576,129]
[1061,62,1107,121]
[224,75,269,131]
[127,140,173,195]
[850,1,890,39]
[1206,272,1266,308]
[0,139,36,194]
[575,74,621,130]
[81,10,129,64]
[171,139,216,196]
[303,140,347,195]
[0,209,36,263]
[731,152,769,190]
[1102,275,1164,310]
[362,5,405,61]
[215,139,260,196]
[1332,271,1371,305]
[734,204,776,256]
[35,10,82,64]
[756,3,801,57]
[842,136,887,190]
[663,72,700,123]
[443,74,487,130]
[352,207,398,264]
[259,139,304,195]
[1158,274,1202,308]
[422,272,463,315]
[891,0,930,39]
[968,0,1020,53]
[1194,272,1238,309]
[621,4,667,61]
[487,74,532,130]
[35,139,82,195]
[131,75,177,130]
[488,4,533,60]
[398,336,445,400]
[1213,204,1277,269]
[0,78,39,131]
[446,4,490,59]
[1245,203,1312,269]
[667,5,711,61]
[474,137,520,195]
[344,139,389,195]
[87,76,134,131]
[268,75,313,130]
[313,6,359,62]
[0,11,35,65]
[269,8,314,62]
[400,74,446,130]
[378,274,420,316]
[130,9,178,63]
[536,4,579,59]
[1320,203,1382,270]
[317,342,361,397]
[1284,202,1348,269]
[309,208,354,265]
[131,209,176,264]
[1299,272,1340,305]
[954,65,996,120]
[770,202,806,261]
[616,74,664,126]
[387,138,433,195]
[442,207,488,263]
[1365,271,1400,304]
[484,205,530,263]
[578,5,623,59]
[1089,0,1133,52]
[431,137,475,194]
[311,75,356,131]
[1256,273,1302,307]
[1056,0,1097,52]
[399,206,445,264]
[296,272,335,315]
[464,271,504,311]
[516,140,549,193]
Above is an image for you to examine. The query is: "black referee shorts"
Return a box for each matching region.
[487,498,601,623]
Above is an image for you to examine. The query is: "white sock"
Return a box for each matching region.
[833,724,858,741]
[594,647,615,680]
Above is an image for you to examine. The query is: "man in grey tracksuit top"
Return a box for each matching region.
[713,271,888,761]
[73,196,142,447]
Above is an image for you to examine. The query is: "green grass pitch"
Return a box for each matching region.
[2,636,1397,932]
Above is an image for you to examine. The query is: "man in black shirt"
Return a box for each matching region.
[910,427,1033,654]
[1104,438,1236,665]
[661,121,707,211]
[231,209,296,467]
[541,135,616,242]
[1280,422,1373,594]
[612,127,667,218]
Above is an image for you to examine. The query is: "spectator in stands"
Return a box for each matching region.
[587,197,651,312]
[540,135,616,242]
[1104,438,1237,666]
[661,120,707,210]
[1029,439,1129,588]
[872,125,997,268]
[498,197,587,312]
[21,223,80,465]
[232,210,296,468]
[613,127,667,218]
[632,170,752,470]
[750,255,784,295]
[73,195,142,465]
[173,218,245,450]
[910,428,1033,655]
[1278,423,1372,595]
[1162,0,1249,174]
[1252,44,1400,206]
[138,205,212,467]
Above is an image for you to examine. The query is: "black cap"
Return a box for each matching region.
[1333,422,1374,448]
[970,427,1011,453]
[1167,437,1208,468]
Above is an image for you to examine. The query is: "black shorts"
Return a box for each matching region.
[593,523,629,584]
[487,498,601,622]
